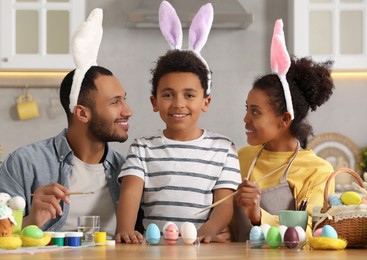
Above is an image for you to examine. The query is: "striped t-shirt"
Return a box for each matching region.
[119,130,241,231]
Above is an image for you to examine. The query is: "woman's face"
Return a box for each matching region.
[243,88,284,146]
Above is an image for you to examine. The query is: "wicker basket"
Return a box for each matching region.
[312,168,367,248]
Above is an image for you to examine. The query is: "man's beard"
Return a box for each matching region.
[88,110,128,143]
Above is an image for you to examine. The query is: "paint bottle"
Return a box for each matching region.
[65,232,83,246]
[52,232,65,246]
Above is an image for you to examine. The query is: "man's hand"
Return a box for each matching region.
[23,183,70,227]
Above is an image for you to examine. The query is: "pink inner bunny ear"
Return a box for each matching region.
[270,19,290,75]
[159,0,183,49]
[188,3,214,53]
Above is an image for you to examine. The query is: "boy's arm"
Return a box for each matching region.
[115,175,144,244]
[198,188,234,243]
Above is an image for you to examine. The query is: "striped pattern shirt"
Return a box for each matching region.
[119,130,241,231]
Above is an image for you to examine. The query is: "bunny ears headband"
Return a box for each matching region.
[270,19,294,120]
[69,8,103,112]
[159,1,213,95]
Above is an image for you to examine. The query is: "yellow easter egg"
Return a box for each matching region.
[0,235,22,250]
[21,233,51,247]
[340,191,361,205]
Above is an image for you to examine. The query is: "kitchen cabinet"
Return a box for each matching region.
[0,0,85,70]
[288,0,367,70]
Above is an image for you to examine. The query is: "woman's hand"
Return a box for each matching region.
[235,179,261,225]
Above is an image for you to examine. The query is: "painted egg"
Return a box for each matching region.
[260,223,271,238]
[266,227,281,248]
[249,226,265,248]
[278,225,288,241]
[180,222,197,244]
[7,196,26,210]
[313,228,322,237]
[321,225,338,239]
[328,194,343,206]
[294,226,306,243]
[283,227,299,248]
[340,191,361,205]
[21,225,44,239]
[163,223,179,245]
[146,223,160,245]
[361,199,367,205]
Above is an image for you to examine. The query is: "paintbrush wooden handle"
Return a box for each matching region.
[194,191,238,216]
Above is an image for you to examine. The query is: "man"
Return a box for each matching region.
[0,66,137,238]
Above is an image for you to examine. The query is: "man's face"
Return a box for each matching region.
[88,75,132,143]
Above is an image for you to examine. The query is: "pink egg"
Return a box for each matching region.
[361,199,367,205]
[313,228,322,237]
[163,223,179,245]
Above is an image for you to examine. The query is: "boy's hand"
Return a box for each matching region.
[115,230,143,244]
[197,221,219,244]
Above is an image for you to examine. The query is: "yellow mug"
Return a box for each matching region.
[17,94,39,120]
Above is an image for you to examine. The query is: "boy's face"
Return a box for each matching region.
[150,72,211,140]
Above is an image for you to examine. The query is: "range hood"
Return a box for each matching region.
[127,0,253,29]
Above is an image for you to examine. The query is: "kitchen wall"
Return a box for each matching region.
[1,0,366,160]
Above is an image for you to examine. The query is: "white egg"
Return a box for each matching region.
[7,196,26,210]
[0,193,11,205]
[294,226,306,242]
[260,224,271,238]
[180,222,197,244]
[278,225,288,241]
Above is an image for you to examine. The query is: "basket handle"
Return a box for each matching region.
[322,168,364,213]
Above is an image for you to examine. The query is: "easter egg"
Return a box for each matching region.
[328,194,343,206]
[294,226,306,243]
[249,226,265,248]
[340,191,361,205]
[163,223,179,245]
[260,223,271,238]
[180,222,197,244]
[266,227,281,248]
[321,225,338,239]
[283,227,299,248]
[21,225,44,239]
[278,225,287,241]
[146,223,160,245]
[313,228,322,237]
[7,196,26,210]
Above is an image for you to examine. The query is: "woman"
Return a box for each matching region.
[232,19,335,241]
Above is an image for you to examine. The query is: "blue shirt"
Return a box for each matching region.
[0,129,124,231]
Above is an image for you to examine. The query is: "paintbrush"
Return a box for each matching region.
[298,180,313,211]
[194,164,287,216]
[31,191,95,196]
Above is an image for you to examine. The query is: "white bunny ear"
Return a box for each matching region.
[159,1,183,49]
[188,3,213,53]
[69,8,103,112]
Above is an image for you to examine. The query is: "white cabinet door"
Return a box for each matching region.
[0,0,85,70]
[289,0,367,70]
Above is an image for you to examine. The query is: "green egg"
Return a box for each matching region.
[22,225,44,239]
[266,226,281,248]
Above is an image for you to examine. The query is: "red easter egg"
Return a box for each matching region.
[283,227,299,248]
